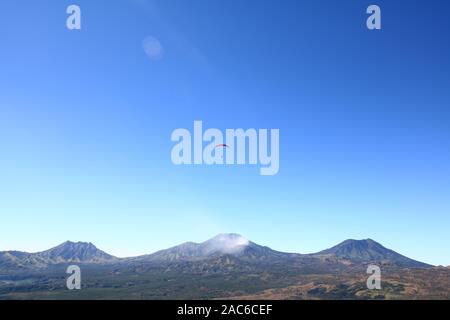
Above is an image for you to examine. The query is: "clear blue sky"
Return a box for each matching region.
[0,0,449,265]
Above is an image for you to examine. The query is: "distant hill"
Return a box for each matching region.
[0,241,117,270]
[312,239,431,268]
[35,241,117,264]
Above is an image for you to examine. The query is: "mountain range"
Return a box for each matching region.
[3,234,446,300]
[0,234,431,271]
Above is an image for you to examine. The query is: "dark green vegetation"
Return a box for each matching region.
[1,234,448,300]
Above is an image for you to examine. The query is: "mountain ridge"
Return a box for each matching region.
[134,233,298,263]
[0,241,118,270]
[0,234,433,270]
[311,238,431,268]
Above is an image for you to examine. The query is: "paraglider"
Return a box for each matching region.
[215,144,229,160]
[215,144,230,149]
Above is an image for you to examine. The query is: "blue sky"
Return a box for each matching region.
[0,0,449,265]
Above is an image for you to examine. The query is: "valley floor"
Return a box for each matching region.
[1,267,449,300]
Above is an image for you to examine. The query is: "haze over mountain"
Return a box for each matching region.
[135,234,296,262]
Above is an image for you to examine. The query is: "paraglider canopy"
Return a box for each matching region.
[215,144,230,148]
